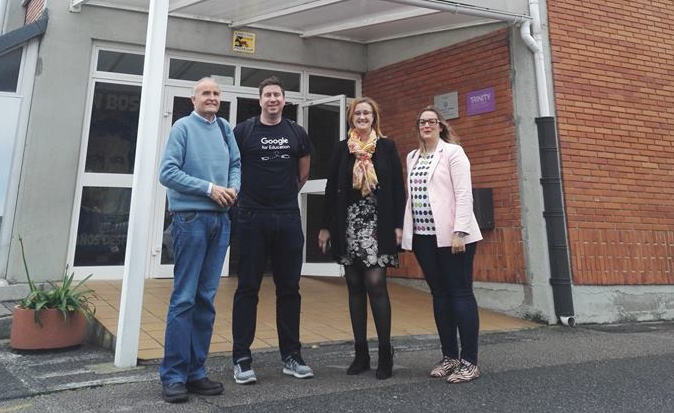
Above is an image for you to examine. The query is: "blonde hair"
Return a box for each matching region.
[347,97,383,137]
[414,106,459,154]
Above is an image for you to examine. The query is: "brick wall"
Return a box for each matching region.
[548,1,674,284]
[363,29,525,284]
[25,0,45,24]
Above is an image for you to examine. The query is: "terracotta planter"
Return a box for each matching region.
[9,306,87,350]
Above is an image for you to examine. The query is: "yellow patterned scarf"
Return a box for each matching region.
[347,129,379,197]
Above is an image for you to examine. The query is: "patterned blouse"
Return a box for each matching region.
[410,152,436,235]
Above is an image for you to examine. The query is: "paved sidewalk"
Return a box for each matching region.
[0,322,673,412]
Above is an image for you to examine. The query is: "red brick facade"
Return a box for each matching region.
[25,0,45,24]
[363,29,525,284]
[548,1,674,285]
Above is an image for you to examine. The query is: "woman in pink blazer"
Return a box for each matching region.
[402,106,483,383]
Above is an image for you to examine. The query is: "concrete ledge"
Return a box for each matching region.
[0,284,30,301]
[392,278,674,324]
[573,285,674,324]
[0,301,16,339]
[390,278,538,320]
[474,281,529,316]
[0,316,11,339]
[85,317,116,351]
[391,278,557,324]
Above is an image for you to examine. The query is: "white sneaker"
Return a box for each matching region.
[233,359,257,384]
[282,354,314,379]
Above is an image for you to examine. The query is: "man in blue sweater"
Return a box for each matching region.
[158,77,241,403]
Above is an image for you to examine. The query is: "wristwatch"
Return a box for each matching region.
[454,231,467,239]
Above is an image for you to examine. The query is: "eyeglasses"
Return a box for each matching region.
[353,111,372,117]
[418,119,439,126]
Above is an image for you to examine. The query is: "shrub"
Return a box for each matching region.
[18,237,96,325]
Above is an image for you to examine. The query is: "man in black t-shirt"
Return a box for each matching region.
[231,77,314,384]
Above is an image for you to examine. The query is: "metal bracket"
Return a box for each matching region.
[69,0,88,13]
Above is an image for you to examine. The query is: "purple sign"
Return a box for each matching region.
[466,87,495,116]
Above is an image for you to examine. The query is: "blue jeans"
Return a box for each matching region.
[412,235,479,364]
[160,211,230,384]
[232,209,304,362]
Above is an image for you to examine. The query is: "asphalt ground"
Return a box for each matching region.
[1,322,673,412]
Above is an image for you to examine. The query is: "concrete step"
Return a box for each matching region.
[0,302,16,340]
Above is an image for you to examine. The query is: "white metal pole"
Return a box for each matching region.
[114,0,169,368]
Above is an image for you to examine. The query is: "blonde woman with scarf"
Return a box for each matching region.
[318,97,405,380]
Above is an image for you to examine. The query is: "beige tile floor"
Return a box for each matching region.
[86,277,538,361]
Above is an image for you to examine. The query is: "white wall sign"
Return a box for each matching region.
[434,91,459,120]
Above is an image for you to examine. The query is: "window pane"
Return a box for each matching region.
[0,48,22,93]
[74,187,131,266]
[309,75,355,98]
[307,104,340,180]
[169,59,235,82]
[240,68,300,92]
[85,83,141,174]
[97,51,144,75]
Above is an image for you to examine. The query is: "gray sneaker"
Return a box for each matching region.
[282,354,314,379]
[233,359,257,384]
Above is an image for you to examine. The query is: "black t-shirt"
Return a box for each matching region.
[234,117,312,211]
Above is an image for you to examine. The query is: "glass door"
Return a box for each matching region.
[298,95,346,277]
[68,81,141,280]
[151,87,235,278]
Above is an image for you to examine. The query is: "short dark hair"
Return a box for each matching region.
[258,76,285,97]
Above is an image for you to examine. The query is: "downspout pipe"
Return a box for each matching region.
[521,0,575,326]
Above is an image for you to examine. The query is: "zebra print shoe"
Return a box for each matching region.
[446,360,480,383]
[430,356,460,378]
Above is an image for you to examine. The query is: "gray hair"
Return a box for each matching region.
[192,77,220,96]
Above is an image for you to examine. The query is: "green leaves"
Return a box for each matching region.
[17,236,96,325]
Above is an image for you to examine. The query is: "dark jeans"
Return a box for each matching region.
[232,209,304,363]
[160,211,230,384]
[412,235,479,364]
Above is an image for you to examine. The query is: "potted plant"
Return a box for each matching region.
[9,237,96,350]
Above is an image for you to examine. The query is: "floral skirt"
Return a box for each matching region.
[338,194,399,268]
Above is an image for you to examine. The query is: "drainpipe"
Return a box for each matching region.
[521,0,575,326]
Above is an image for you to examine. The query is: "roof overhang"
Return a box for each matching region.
[69,0,530,44]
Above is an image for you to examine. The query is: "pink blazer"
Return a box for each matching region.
[402,140,483,250]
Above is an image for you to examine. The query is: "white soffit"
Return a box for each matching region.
[77,0,530,43]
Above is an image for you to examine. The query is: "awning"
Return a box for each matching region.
[66,0,535,368]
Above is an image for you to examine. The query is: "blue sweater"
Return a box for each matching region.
[159,112,241,212]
